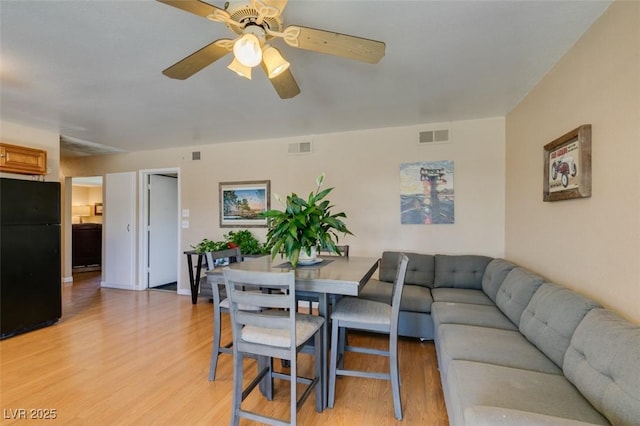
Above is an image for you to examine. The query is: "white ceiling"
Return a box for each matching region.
[0,0,611,155]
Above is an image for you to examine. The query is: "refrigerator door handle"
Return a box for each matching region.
[127,224,130,232]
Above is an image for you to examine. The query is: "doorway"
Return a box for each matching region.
[71,176,103,275]
[139,169,180,292]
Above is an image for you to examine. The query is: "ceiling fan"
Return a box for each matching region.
[157,0,386,99]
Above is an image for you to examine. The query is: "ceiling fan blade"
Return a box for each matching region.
[261,64,300,99]
[163,39,233,80]
[156,0,222,18]
[283,25,385,64]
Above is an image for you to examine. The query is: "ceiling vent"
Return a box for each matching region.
[288,141,312,155]
[418,128,450,145]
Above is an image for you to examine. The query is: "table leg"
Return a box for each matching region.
[186,253,204,304]
[317,293,329,410]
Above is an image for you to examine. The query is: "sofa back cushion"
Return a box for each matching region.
[379,251,434,287]
[433,255,493,289]
[519,283,601,367]
[481,258,517,303]
[563,309,640,425]
[495,267,544,326]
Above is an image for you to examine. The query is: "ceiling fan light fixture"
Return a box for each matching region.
[227,58,252,80]
[262,45,290,79]
[233,33,263,67]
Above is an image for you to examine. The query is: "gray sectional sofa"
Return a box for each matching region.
[359,252,640,425]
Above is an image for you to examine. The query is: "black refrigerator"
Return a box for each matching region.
[1,178,62,339]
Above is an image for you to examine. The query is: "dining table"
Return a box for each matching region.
[206,254,380,410]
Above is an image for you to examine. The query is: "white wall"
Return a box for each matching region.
[62,117,506,293]
[505,1,640,322]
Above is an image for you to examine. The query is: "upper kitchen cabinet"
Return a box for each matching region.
[0,143,47,175]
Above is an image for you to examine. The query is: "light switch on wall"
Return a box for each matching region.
[181,220,189,229]
[182,209,189,218]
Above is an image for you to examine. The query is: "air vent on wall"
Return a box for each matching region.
[418,128,450,145]
[288,141,312,155]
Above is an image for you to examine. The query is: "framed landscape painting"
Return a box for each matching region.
[219,180,270,227]
[400,160,454,224]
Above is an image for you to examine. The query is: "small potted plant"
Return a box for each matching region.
[223,229,270,256]
[262,174,353,267]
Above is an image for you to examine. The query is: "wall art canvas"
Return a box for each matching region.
[219,180,270,227]
[400,161,454,224]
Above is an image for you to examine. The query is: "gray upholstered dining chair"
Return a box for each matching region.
[223,268,324,426]
[207,247,258,381]
[327,253,409,420]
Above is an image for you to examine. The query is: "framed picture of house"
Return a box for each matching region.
[219,180,270,227]
[543,125,592,202]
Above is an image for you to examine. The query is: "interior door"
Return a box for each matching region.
[103,172,136,289]
[148,174,178,288]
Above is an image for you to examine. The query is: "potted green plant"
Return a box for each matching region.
[262,174,353,267]
[192,238,231,253]
[223,229,270,256]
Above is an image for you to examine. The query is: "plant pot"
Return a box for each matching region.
[297,247,318,265]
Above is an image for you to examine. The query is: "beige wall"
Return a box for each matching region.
[71,185,103,224]
[505,1,640,322]
[62,117,506,293]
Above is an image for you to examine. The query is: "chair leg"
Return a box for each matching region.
[389,334,403,420]
[290,352,297,426]
[314,330,323,413]
[328,319,340,408]
[208,305,222,381]
[337,327,346,370]
[231,351,243,426]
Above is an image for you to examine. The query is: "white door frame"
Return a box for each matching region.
[138,168,181,291]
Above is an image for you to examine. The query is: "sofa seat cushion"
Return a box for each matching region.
[434,255,493,289]
[431,288,493,306]
[436,324,562,379]
[481,259,517,303]
[564,309,640,426]
[519,283,601,368]
[495,267,545,327]
[359,279,432,313]
[464,406,608,425]
[432,301,517,331]
[445,360,610,426]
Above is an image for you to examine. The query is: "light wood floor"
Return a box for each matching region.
[0,272,448,425]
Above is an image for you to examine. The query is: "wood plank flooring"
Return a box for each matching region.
[0,272,448,425]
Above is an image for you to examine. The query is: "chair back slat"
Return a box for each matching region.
[231,290,291,310]
[236,311,291,330]
[319,244,349,257]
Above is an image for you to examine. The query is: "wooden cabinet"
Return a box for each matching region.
[0,143,47,175]
[72,223,102,267]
